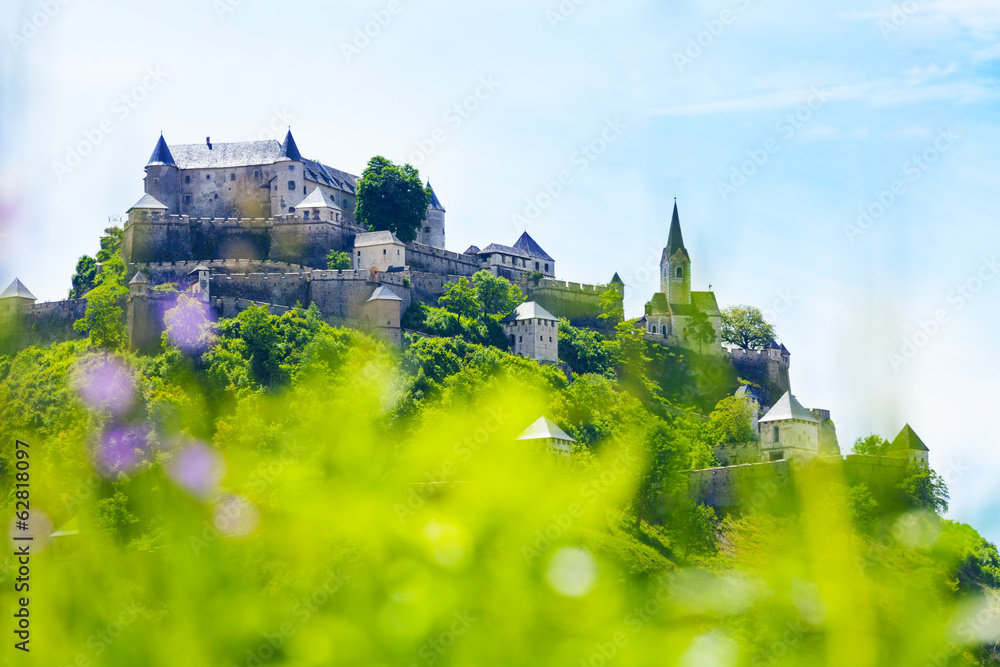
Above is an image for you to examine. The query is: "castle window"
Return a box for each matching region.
[152,212,159,220]
[774,426,780,442]
[141,211,147,220]
[184,195,192,205]
[254,170,261,179]
[289,165,294,171]
[519,336,522,343]
[206,174,211,180]
[544,263,549,272]
[303,211,309,220]
[185,175,191,184]
[230,173,235,181]
[424,227,430,233]
[303,186,306,195]
[676,266,684,279]
[288,181,295,191]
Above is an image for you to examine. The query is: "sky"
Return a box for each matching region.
[1,0,998,541]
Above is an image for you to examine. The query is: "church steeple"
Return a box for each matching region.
[660,199,692,305]
[666,199,688,260]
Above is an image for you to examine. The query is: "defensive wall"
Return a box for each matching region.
[686,454,913,513]
[407,243,480,277]
[729,348,791,396]
[123,215,362,268]
[0,299,90,354]
[522,278,611,328]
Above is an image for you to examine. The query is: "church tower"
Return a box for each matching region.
[660,200,691,305]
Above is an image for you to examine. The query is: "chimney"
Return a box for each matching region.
[206,136,212,149]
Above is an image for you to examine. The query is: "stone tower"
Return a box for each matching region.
[419,181,446,249]
[144,134,180,213]
[660,200,691,305]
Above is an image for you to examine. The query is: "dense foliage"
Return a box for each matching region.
[721,305,777,350]
[355,156,429,243]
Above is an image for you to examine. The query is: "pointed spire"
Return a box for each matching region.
[427,181,445,211]
[666,199,688,258]
[610,272,624,285]
[0,278,37,302]
[147,134,176,167]
[280,129,302,162]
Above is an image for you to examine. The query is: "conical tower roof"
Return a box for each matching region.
[427,181,445,211]
[0,278,37,301]
[279,129,302,162]
[147,133,176,167]
[667,200,688,259]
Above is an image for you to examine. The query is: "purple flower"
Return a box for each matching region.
[74,354,136,416]
[164,297,216,354]
[168,442,225,499]
[95,423,151,477]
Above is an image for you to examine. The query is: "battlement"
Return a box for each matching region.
[532,279,607,294]
[132,259,314,274]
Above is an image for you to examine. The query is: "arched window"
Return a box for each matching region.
[675,266,684,279]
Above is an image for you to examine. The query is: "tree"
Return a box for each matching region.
[852,433,888,456]
[898,464,950,515]
[438,278,481,319]
[235,304,280,387]
[720,305,776,351]
[847,484,880,535]
[597,287,624,327]
[472,271,523,317]
[685,306,717,353]
[558,320,614,377]
[164,294,216,355]
[96,226,124,263]
[69,255,99,299]
[73,254,127,350]
[326,250,352,270]
[709,395,757,444]
[671,503,719,560]
[355,156,429,243]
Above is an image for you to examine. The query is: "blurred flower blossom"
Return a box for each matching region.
[213,495,258,538]
[168,442,225,499]
[546,547,597,597]
[164,294,216,354]
[96,423,152,477]
[73,353,136,416]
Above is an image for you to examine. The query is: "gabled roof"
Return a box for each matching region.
[517,416,575,443]
[887,424,929,452]
[128,193,168,211]
[505,301,558,323]
[648,292,669,315]
[297,188,341,210]
[188,264,211,275]
[758,392,819,424]
[463,245,481,255]
[129,272,149,285]
[170,140,285,169]
[279,129,302,162]
[367,285,403,302]
[669,291,720,317]
[666,200,689,260]
[147,134,176,167]
[355,230,403,247]
[0,278,37,301]
[427,181,445,211]
[512,232,553,261]
[479,243,529,258]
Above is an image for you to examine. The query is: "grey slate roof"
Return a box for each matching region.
[887,424,929,452]
[188,264,211,274]
[169,140,286,169]
[463,245,481,255]
[297,188,341,210]
[367,285,403,302]
[427,182,445,211]
[666,200,689,260]
[479,243,529,258]
[128,193,168,211]
[129,272,149,285]
[355,230,403,247]
[759,392,819,424]
[517,416,576,443]
[512,232,554,261]
[147,134,176,167]
[505,301,558,323]
[0,278,37,301]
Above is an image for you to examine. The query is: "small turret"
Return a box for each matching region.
[0,278,38,309]
[420,181,446,249]
[144,133,180,213]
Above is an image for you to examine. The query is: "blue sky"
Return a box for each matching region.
[2,0,998,541]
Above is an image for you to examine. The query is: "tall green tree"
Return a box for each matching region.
[720,305,776,350]
[69,225,124,298]
[472,271,523,317]
[709,394,757,444]
[326,250,352,270]
[73,254,127,350]
[355,156,429,243]
[438,278,481,319]
[852,433,889,456]
[898,464,950,515]
[685,306,717,353]
[597,287,624,326]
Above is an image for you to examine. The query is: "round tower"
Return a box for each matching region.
[144,134,180,213]
[420,181,446,248]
